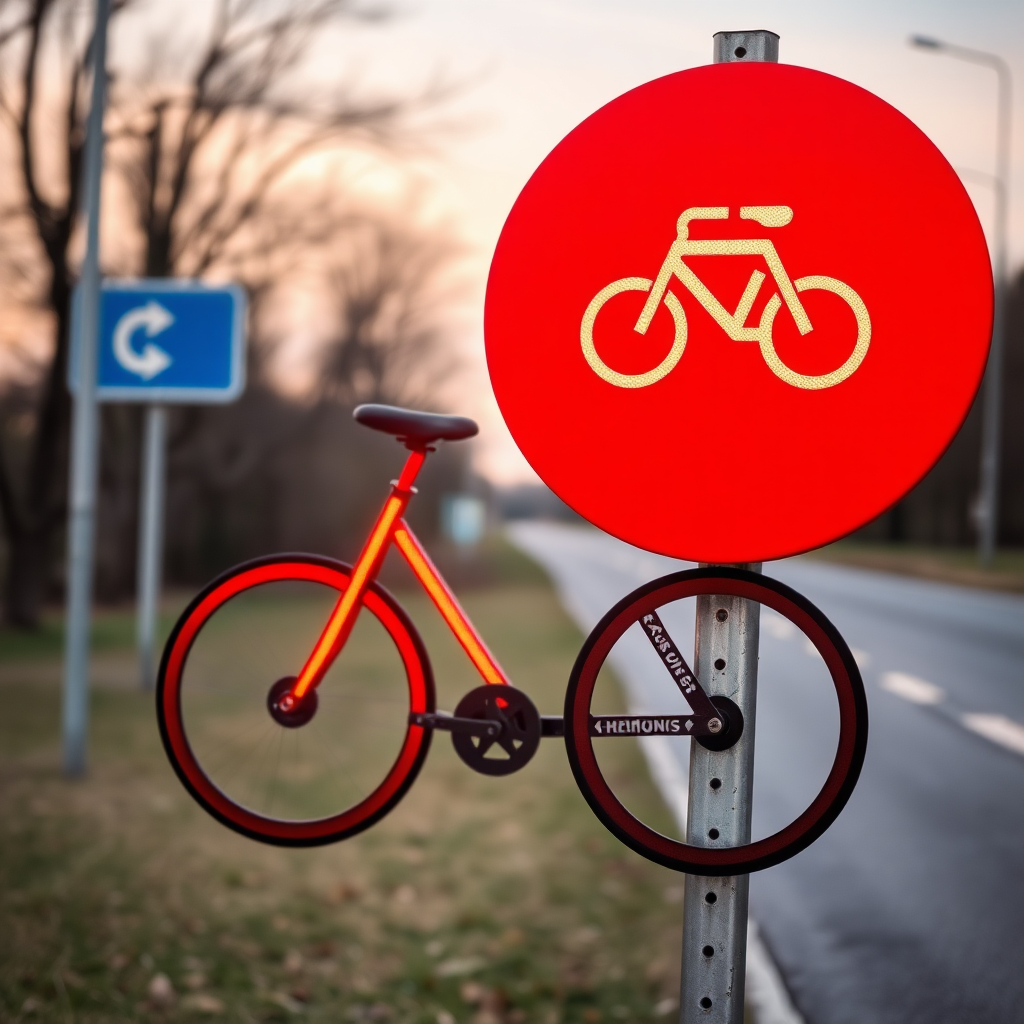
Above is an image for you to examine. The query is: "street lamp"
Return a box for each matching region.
[910,35,1012,565]
[910,35,1012,563]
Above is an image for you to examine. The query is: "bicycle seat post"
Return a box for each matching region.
[677,29,779,1024]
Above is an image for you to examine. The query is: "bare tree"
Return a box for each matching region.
[315,210,466,408]
[0,0,449,625]
[108,0,444,280]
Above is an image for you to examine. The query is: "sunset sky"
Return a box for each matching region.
[172,0,1024,483]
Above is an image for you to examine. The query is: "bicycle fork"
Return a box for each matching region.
[280,447,511,714]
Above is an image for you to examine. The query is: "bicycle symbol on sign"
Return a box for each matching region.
[581,206,871,391]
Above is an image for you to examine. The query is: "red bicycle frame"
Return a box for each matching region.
[282,448,509,711]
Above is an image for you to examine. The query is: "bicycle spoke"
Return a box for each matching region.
[212,720,279,789]
[638,610,716,717]
[191,715,277,779]
[257,727,286,817]
[308,718,357,802]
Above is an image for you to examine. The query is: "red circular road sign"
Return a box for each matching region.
[485,63,993,562]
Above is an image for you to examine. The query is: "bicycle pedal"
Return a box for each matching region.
[408,711,500,738]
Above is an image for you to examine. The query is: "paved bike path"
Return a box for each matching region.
[507,522,1024,1024]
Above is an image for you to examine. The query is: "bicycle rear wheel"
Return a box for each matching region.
[157,554,434,846]
[565,568,867,874]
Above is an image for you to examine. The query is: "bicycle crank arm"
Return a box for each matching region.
[638,609,719,719]
[588,696,743,750]
[541,716,565,737]
[409,711,501,738]
[589,713,713,736]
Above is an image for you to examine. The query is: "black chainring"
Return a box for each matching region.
[451,685,541,776]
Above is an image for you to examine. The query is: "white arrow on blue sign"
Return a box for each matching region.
[69,279,247,403]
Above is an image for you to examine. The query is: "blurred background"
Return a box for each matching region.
[0,0,1021,618]
[0,3,1022,1023]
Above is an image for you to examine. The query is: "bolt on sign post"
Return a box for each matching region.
[67,279,245,732]
[484,27,993,1024]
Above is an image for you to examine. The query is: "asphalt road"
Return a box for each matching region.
[508,522,1024,1024]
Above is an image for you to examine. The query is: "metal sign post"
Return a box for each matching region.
[484,19,990,1024]
[676,31,776,1024]
[680,566,761,1022]
[136,405,167,689]
[61,0,111,778]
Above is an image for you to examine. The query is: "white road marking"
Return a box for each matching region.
[850,647,872,669]
[746,919,807,1024]
[879,671,945,706]
[878,672,1024,759]
[762,611,796,640]
[961,713,1024,757]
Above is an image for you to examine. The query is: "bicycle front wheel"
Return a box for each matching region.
[157,554,434,846]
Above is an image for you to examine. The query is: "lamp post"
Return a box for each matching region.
[910,35,1012,565]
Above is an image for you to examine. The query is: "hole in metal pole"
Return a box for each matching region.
[716,608,728,622]
[709,777,722,790]
[714,658,726,671]
[705,892,717,904]
[702,945,715,958]
[700,997,714,1009]
[708,828,720,840]
[733,46,746,58]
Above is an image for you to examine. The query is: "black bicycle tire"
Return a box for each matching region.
[564,567,868,875]
[157,553,435,847]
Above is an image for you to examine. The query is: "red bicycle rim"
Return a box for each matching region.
[157,554,434,846]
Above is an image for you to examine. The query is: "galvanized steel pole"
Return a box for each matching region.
[679,577,761,1023]
[136,405,167,690]
[61,0,110,777]
[677,32,775,1024]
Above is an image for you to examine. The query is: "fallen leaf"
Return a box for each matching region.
[147,973,176,1007]
[437,957,485,978]
[182,993,225,1014]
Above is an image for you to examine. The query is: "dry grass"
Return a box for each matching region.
[807,541,1024,593]
[0,549,686,1024]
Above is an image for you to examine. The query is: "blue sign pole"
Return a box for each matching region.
[136,405,167,690]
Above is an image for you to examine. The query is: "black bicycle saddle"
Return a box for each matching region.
[354,404,479,448]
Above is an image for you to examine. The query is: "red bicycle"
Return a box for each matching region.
[158,404,867,873]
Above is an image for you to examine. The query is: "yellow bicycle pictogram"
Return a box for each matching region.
[580,206,871,391]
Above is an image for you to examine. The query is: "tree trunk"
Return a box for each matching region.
[4,525,55,627]
[4,299,72,627]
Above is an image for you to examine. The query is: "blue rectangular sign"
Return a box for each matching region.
[70,279,247,403]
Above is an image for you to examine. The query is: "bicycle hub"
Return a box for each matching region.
[267,676,319,728]
[694,696,743,752]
